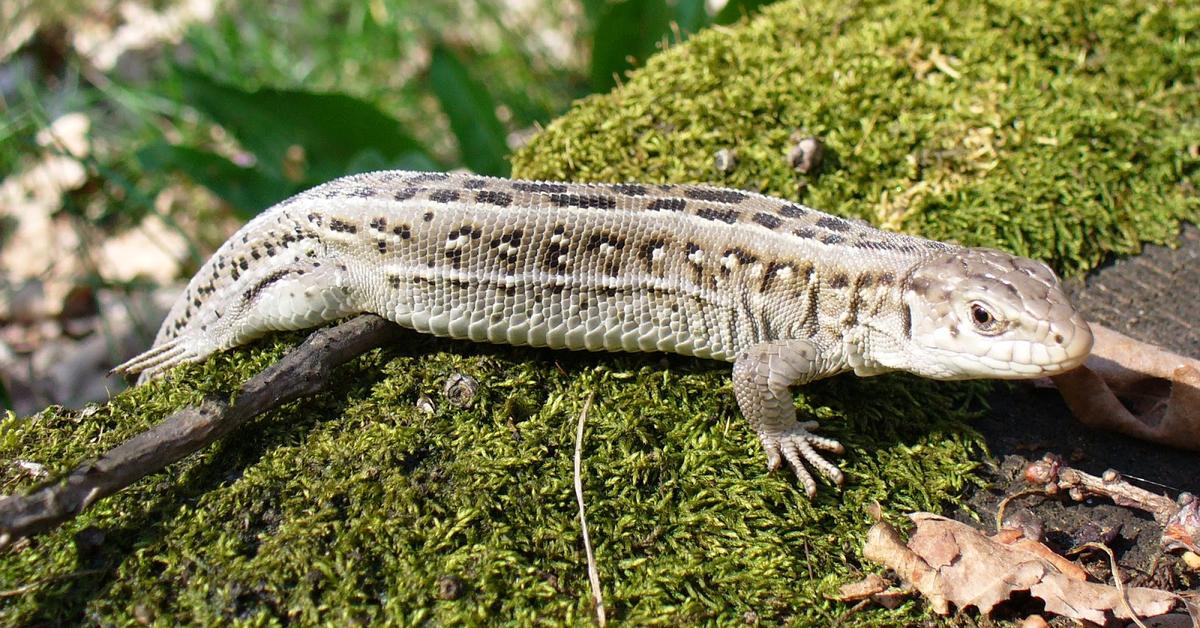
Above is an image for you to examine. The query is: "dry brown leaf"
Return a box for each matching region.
[862,513,1178,623]
[1052,323,1200,451]
[1006,538,1090,582]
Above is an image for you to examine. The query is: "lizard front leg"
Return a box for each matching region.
[732,340,846,497]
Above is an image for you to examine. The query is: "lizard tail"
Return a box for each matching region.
[115,254,362,384]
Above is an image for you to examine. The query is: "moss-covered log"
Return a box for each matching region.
[2,0,1197,623]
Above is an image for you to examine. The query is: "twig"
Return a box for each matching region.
[1023,454,1179,524]
[0,314,402,549]
[831,598,871,627]
[573,391,606,626]
[1068,542,1149,628]
[1023,453,1199,555]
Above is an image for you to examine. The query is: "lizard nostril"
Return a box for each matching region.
[1054,333,1065,345]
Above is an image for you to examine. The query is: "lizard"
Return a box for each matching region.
[115,170,1094,497]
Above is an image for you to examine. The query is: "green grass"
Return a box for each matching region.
[2,0,1198,624]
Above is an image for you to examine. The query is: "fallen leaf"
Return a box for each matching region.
[862,513,1179,623]
[1051,323,1200,451]
[1029,570,1177,625]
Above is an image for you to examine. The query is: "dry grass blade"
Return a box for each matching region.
[1067,542,1149,628]
[574,391,606,626]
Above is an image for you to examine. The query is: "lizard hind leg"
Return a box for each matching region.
[731,340,846,498]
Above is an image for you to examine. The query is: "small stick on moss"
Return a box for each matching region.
[0,314,403,549]
[573,391,606,626]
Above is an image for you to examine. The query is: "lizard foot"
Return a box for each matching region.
[760,421,845,498]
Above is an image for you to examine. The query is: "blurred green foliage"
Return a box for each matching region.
[2,0,780,228]
[140,0,779,218]
[588,0,771,91]
[137,69,439,219]
[428,45,509,176]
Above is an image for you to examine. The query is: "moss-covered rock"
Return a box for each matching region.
[2,0,1196,623]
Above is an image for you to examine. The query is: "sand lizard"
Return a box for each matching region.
[116,170,1094,496]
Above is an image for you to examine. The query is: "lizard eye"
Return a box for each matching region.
[969,302,999,332]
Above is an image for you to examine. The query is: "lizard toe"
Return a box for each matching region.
[779,441,819,498]
[761,424,846,496]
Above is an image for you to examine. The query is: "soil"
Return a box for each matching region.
[962,223,1200,608]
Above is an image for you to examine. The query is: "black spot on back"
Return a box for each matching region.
[760,262,785,291]
[512,181,567,193]
[752,213,783,229]
[816,215,853,232]
[780,204,808,218]
[821,234,845,245]
[828,273,849,289]
[549,193,618,210]
[463,178,489,189]
[411,172,450,183]
[393,186,419,201]
[586,233,625,251]
[329,218,357,234]
[684,188,747,203]
[429,189,460,203]
[696,207,739,224]
[612,183,648,196]
[648,198,686,212]
[724,247,757,265]
[854,239,906,252]
[640,238,666,269]
[476,190,513,207]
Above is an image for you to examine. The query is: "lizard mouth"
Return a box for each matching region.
[940,310,1094,379]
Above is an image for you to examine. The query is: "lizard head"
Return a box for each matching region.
[900,248,1093,380]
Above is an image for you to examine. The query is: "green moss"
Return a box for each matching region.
[514,0,1198,276]
[3,0,1197,623]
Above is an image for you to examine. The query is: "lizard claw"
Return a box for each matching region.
[760,422,845,498]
